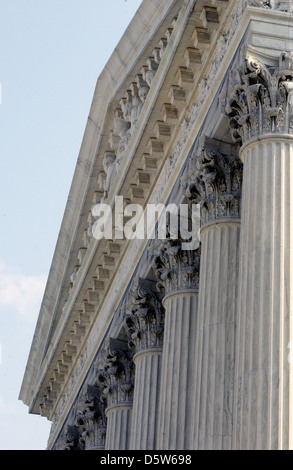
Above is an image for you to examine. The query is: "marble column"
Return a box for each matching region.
[149,239,200,450]
[224,48,293,450]
[184,136,242,450]
[96,337,134,450]
[124,278,164,450]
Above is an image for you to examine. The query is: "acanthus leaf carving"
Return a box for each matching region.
[223,47,293,145]
[59,384,106,451]
[77,385,107,450]
[96,338,135,409]
[182,137,242,227]
[148,237,200,295]
[123,277,164,354]
[55,424,82,451]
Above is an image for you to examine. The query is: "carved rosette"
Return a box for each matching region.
[149,239,200,295]
[123,278,164,354]
[183,139,242,227]
[224,48,293,145]
[96,338,135,409]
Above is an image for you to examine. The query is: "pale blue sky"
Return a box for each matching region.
[0,0,142,450]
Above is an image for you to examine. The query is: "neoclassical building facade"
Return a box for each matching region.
[20,0,293,450]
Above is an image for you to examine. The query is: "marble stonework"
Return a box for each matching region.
[20,0,293,450]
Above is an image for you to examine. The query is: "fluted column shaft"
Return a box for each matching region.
[158,290,198,450]
[194,221,240,449]
[149,240,200,450]
[105,404,133,450]
[124,278,164,450]
[130,349,162,449]
[233,136,293,450]
[222,48,293,449]
[183,136,242,449]
[97,337,134,450]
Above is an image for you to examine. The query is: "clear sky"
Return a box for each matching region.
[0,0,142,450]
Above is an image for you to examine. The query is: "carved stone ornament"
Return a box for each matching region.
[182,137,243,227]
[223,47,293,145]
[55,384,107,451]
[244,0,271,8]
[55,425,82,451]
[96,338,135,409]
[123,277,164,354]
[148,238,200,295]
[242,0,293,11]
[102,151,117,198]
[103,18,177,199]
[75,385,107,450]
[278,0,293,11]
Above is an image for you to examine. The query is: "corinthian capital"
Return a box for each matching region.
[183,137,242,227]
[148,239,200,295]
[96,338,134,409]
[124,278,164,354]
[223,47,293,144]
[74,385,106,450]
[55,425,81,451]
